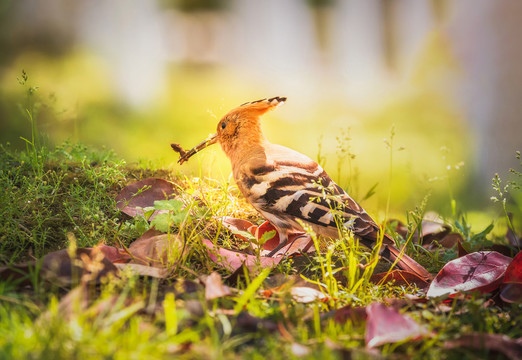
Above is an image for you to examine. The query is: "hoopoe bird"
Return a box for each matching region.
[177,97,431,278]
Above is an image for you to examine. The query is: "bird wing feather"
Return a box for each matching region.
[238,143,382,241]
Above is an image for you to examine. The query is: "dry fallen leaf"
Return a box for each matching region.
[290,286,327,303]
[220,217,314,256]
[114,263,169,278]
[333,305,368,325]
[95,244,132,264]
[202,239,282,272]
[115,178,177,219]
[203,272,231,300]
[444,333,522,360]
[127,229,185,267]
[370,270,430,289]
[427,251,512,298]
[365,303,430,348]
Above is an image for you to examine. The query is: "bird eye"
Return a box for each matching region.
[221,122,226,129]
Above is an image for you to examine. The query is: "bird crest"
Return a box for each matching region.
[236,96,286,115]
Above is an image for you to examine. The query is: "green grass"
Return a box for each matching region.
[0,137,520,360]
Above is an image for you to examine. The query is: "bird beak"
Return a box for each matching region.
[178,133,218,165]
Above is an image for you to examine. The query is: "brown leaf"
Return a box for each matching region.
[235,312,278,333]
[202,239,282,272]
[365,303,430,348]
[457,238,469,257]
[444,333,522,360]
[490,244,516,257]
[203,272,231,300]
[128,229,185,267]
[290,286,327,303]
[381,245,433,281]
[424,233,463,251]
[0,247,119,288]
[427,251,512,298]
[41,247,119,286]
[370,270,430,289]
[420,219,451,244]
[500,283,522,304]
[95,244,132,264]
[114,263,169,278]
[115,178,177,218]
[334,305,368,325]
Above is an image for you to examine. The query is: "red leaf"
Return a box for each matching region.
[427,251,512,298]
[262,233,314,257]
[255,221,280,251]
[220,218,315,257]
[370,270,430,289]
[115,178,177,218]
[221,217,256,241]
[444,333,522,360]
[365,302,430,348]
[202,239,281,272]
[457,238,470,257]
[503,251,522,284]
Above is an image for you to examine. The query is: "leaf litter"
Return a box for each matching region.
[4,175,522,357]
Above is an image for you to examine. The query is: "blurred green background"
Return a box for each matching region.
[0,0,521,219]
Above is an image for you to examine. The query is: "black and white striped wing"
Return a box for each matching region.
[241,154,380,240]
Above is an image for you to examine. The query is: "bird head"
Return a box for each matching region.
[177,97,286,164]
[216,97,286,156]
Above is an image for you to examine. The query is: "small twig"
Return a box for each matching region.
[170,143,187,158]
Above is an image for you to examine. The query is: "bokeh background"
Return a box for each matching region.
[0,0,521,218]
